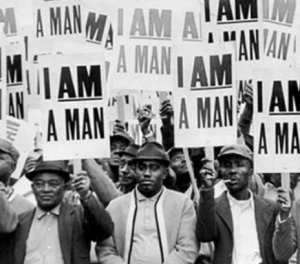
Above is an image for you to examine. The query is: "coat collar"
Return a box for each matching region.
[215,191,233,233]
[215,191,274,236]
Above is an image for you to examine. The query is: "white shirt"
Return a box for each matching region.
[130,189,163,264]
[24,205,64,264]
[227,190,262,264]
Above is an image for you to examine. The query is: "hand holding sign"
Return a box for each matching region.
[71,172,91,200]
[243,81,253,106]
[199,158,219,189]
[160,99,173,122]
[277,187,293,221]
[137,105,154,135]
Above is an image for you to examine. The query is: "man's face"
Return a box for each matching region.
[220,155,253,194]
[0,152,15,185]
[119,154,136,186]
[170,150,188,176]
[32,172,65,211]
[109,139,128,166]
[136,160,167,197]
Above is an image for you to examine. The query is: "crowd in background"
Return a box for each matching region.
[1,83,300,264]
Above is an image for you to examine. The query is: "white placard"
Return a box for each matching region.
[39,52,110,160]
[173,42,237,147]
[254,67,300,172]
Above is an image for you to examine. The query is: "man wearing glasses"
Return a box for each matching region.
[12,160,114,264]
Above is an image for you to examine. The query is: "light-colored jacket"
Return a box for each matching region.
[97,187,198,264]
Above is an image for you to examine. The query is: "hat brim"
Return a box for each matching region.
[110,134,132,145]
[132,157,170,166]
[118,150,135,157]
[218,152,252,163]
[26,168,70,182]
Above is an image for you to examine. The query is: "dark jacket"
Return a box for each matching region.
[14,194,114,264]
[196,189,285,264]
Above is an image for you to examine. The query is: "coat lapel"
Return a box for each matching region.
[15,209,36,264]
[254,195,273,249]
[216,192,233,234]
[58,202,75,264]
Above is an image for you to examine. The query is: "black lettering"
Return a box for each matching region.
[58,67,76,99]
[77,65,102,98]
[197,97,210,128]
[47,110,58,141]
[275,122,288,154]
[269,81,286,112]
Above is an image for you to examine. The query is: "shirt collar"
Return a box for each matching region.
[135,187,164,202]
[227,189,254,209]
[36,204,61,220]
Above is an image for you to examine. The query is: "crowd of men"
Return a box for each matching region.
[1,96,300,264]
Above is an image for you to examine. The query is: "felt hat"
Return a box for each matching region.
[133,142,169,166]
[110,131,133,145]
[26,160,70,182]
[118,143,140,157]
[0,139,19,163]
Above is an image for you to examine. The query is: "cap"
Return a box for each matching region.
[0,139,20,163]
[133,142,169,166]
[26,160,70,182]
[118,143,140,157]
[217,144,253,163]
[110,131,133,146]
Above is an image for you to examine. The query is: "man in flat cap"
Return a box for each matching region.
[196,144,282,264]
[12,159,114,264]
[97,141,198,264]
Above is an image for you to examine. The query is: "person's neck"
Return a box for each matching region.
[121,183,136,194]
[175,172,191,193]
[109,165,119,182]
[229,188,250,201]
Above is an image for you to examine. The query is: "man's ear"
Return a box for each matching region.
[10,163,16,174]
[248,167,254,178]
[162,167,169,180]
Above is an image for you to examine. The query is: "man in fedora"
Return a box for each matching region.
[12,159,114,264]
[97,141,198,264]
[196,144,282,264]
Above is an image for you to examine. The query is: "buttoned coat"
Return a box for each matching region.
[13,194,114,264]
[196,189,284,264]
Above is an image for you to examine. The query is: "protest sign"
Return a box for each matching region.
[173,43,237,147]
[254,68,300,172]
[0,33,5,138]
[6,116,36,179]
[6,41,26,120]
[39,52,110,161]
[203,0,264,96]
[30,0,85,56]
[83,0,112,48]
[0,0,19,38]
[126,119,162,146]
[109,0,203,92]
[262,0,299,66]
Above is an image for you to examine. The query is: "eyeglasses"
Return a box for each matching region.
[33,181,63,190]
